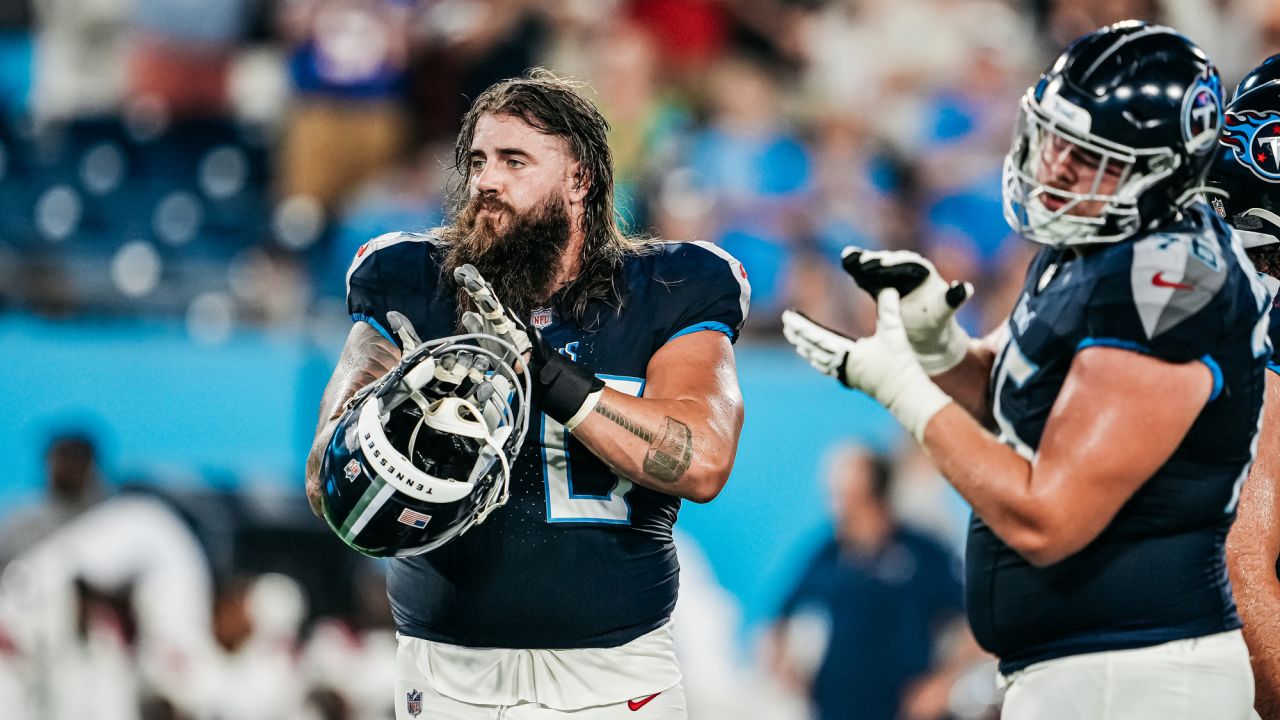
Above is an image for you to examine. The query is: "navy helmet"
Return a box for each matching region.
[319,332,531,557]
[1235,53,1280,101]
[1207,75,1280,252]
[1003,21,1224,246]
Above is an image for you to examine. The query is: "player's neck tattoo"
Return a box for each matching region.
[593,402,693,484]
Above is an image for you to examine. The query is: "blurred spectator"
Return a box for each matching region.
[323,143,450,297]
[301,559,396,720]
[276,0,414,212]
[0,431,105,569]
[408,0,550,145]
[584,20,692,232]
[764,442,986,720]
[125,0,254,119]
[663,54,811,325]
[187,573,308,720]
[30,0,132,120]
[625,0,732,87]
[0,492,215,717]
[788,109,909,334]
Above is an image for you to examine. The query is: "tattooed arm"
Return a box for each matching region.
[305,322,402,516]
[569,331,744,502]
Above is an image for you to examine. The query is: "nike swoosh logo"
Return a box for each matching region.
[1152,272,1194,290]
[628,693,660,711]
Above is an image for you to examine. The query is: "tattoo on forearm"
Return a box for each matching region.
[643,418,694,483]
[594,403,694,483]
[595,403,655,443]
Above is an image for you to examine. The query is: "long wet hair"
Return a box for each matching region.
[447,68,652,323]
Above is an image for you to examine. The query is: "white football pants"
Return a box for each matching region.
[393,679,687,719]
[999,629,1254,720]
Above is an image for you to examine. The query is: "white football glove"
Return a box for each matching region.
[841,246,974,375]
[386,310,423,353]
[453,264,533,364]
[782,289,953,442]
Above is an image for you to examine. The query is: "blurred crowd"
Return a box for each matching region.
[0,431,402,720]
[0,429,992,720]
[2,0,1275,342]
[5,0,1280,718]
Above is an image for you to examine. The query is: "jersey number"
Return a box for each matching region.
[542,376,644,524]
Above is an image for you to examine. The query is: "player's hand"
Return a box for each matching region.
[526,328,604,430]
[841,246,974,375]
[782,289,953,441]
[454,264,533,365]
[386,310,423,353]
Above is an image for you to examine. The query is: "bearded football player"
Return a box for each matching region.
[304,69,749,719]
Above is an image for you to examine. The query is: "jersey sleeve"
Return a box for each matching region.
[345,232,442,348]
[1081,231,1233,371]
[652,242,751,345]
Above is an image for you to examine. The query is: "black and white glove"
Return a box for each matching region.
[454,264,532,365]
[455,265,603,430]
[526,329,604,430]
[782,289,953,442]
[841,246,974,375]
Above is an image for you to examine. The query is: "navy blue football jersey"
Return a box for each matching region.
[345,231,750,649]
[970,203,1270,674]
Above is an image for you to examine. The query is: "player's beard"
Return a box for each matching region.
[443,192,573,321]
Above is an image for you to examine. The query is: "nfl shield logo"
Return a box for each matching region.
[406,689,422,717]
[531,307,553,329]
[344,459,361,483]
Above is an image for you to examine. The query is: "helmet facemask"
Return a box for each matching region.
[325,332,532,557]
[1003,92,1181,247]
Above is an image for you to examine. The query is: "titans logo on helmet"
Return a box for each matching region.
[1182,70,1223,154]
[1222,109,1280,182]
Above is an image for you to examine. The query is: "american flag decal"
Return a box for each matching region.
[397,508,432,529]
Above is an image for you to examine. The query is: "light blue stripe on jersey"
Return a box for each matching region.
[667,321,733,343]
[1077,337,1149,354]
[1076,337,1224,401]
[352,313,395,345]
[1268,362,1280,376]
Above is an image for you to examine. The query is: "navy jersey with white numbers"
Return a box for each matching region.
[971,203,1269,674]
[345,231,749,649]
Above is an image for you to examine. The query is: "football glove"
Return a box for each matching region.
[782,289,953,442]
[841,246,974,375]
[387,310,423,352]
[527,328,605,430]
[454,264,602,430]
[454,264,533,365]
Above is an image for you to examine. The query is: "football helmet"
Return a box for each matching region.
[1002,21,1224,247]
[318,331,531,557]
[1234,54,1280,101]
[1207,76,1280,250]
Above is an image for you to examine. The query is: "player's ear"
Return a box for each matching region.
[567,161,589,205]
